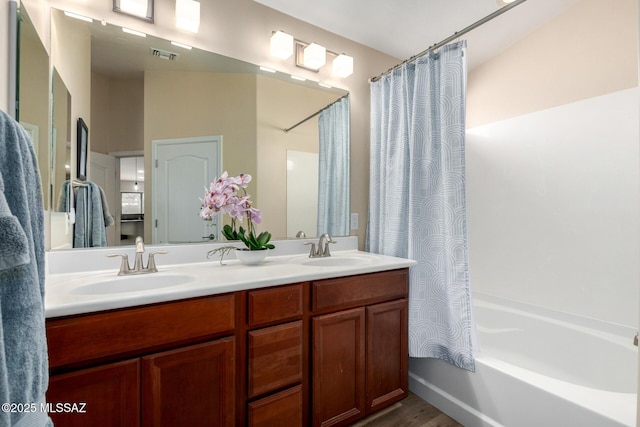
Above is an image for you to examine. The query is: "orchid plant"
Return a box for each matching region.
[200,171,274,251]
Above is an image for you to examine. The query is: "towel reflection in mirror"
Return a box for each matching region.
[57,180,114,247]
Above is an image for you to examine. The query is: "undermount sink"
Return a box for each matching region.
[300,256,373,267]
[69,273,196,296]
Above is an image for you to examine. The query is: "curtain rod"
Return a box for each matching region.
[370,0,528,82]
[284,94,349,133]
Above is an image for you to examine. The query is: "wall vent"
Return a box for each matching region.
[150,48,179,61]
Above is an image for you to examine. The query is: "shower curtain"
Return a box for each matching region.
[367,41,474,371]
[317,96,350,236]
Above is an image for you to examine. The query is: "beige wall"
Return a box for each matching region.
[91,73,144,154]
[256,75,341,238]
[90,73,110,154]
[50,7,91,177]
[19,36,49,207]
[467,0,638,127]
[143,71,257,239]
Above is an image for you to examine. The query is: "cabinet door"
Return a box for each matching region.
[312,308,365,427]
[366,299,408,413]
[142,338,235,427]
[47,359,140,427]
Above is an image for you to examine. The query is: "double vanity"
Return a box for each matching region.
[45,237,415,427]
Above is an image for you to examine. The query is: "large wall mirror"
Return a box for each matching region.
[46,8,350,250]
[16,3,50,210]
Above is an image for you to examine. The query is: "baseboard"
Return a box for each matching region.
[408,370,503,427]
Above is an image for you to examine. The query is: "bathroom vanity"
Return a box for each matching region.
[44,248,414,427]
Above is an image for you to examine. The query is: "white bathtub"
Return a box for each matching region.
[408,294,638,427]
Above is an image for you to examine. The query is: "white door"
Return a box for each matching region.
[286,150,318,237]
[90,151,119,246]
[152,136,221,244]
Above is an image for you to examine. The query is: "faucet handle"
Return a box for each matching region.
[304,242,317,258]
[135,236,145,253]
[106,253,131,276]
[322,239,336,257]
[147,251,168,273]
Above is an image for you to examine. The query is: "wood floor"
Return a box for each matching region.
[352,393,463,427]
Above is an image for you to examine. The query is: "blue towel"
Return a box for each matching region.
[73,181,109,248]
[57,180,113,247]
[0,110,51,426]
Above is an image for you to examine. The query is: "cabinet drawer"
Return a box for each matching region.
[248,385,303,427]
[247,284,303,326]
[312,269,408,312]
[248,321,303,398]
[47,294,235,368]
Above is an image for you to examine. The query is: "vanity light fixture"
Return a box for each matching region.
[271,31,294,60]
[63,11,94,23]
[259,66,277,73]
[113,0,154,22]
[318,82,332,89]
[122,27,147,37]
[303,43,326,70]
[175,0,200,33]
[333,54,354,78]
[272,31,353,78]
[171,41,193,50]
[291,75,306,81]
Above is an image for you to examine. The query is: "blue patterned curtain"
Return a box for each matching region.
[317,96,350,236]
[367,41,474,371]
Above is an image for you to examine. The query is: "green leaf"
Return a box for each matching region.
[221,224,237,241]
[256,231,271,247]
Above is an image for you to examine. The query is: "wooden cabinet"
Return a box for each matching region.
[311,270,409,427]
[46,295,236,427]
[47,359,140,427]
[46,268,409,427]
[247,321,303,398]
[142,339,235,427]
[312,308,366,427]
[244,285,305,427]
[366,299,408,413]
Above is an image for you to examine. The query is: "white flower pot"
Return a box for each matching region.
[234,249,268,265]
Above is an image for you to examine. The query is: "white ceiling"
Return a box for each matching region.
[253,0,579,70]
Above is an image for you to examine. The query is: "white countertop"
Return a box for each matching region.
[45,249,416,318]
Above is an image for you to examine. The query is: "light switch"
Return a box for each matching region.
[350,213,359,230]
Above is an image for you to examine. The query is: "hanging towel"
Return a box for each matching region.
[0,175,29,272]
[55,180,71,213]
[73,181,109,248]
[97,184,114,227]
[0,109,52,426]
[56,180,112,248]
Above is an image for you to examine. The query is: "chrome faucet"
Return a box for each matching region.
[133,236,146,272]
[107,236,167,276]
[305,233,336,258]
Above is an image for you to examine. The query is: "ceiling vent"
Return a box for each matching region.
[150,48,179,61]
